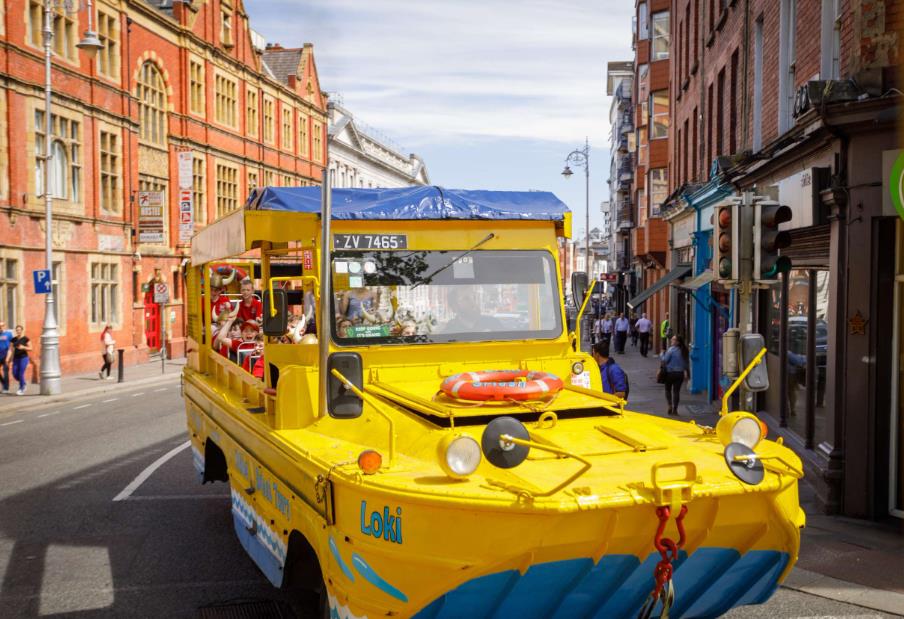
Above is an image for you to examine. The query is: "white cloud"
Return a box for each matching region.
[245,0,634,146]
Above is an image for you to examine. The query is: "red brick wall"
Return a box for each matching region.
[0,0,328,377]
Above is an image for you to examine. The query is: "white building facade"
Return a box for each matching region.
[328,104,429,188]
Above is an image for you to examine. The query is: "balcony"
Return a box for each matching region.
[617,132,629,152]
[618,153,635,180]
[616,200,634,230]
[619,110,634,134]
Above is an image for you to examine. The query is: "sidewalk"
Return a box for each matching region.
[585,334,904,614]
[0,355,185,415]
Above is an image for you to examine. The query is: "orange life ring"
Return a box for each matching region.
[440,370,563,402]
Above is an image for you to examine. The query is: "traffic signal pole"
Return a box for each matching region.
[737,191,756,412]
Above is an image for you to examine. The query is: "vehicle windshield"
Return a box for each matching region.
[331,249,562,344]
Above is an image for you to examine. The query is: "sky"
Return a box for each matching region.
[244,0,635,237]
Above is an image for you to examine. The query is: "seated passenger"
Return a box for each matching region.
[217,319,260,360]
[441,287,503,333]
[236,277,263,323]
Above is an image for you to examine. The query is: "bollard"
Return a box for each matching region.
[117,348,124,383]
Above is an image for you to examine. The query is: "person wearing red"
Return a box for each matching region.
[236,277,263,323]
[210,284,233,323]
[218,319,260,362]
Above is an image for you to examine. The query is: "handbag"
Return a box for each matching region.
[656,363,666,384]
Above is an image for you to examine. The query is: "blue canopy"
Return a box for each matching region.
[246,186,569,221]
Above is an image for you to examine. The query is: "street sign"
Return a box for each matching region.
[153,282,169,304]
[33,269,51,294]
[138,191,166,244]
[178,188,194,243]
[598,273,618,282]
[177,149,193,190]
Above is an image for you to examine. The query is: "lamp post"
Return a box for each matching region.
[39,0,102,395]
[562,137,591,277]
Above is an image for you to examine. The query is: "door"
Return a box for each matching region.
[144,290,160,351]
[892,220,904,518]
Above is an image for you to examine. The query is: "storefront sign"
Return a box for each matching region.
[138,191,166,244]
[885,150,904,221]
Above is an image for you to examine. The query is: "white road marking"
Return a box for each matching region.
[1,420,23,427]
[112,440,191,502]
[37,411,60,418]
[131,392,144,397]
[73,404,90,410]
[153,387,168,392]
[101,398,118,403]
[126,494,230,501]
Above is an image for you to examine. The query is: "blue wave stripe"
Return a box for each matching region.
[329,536,355,582]
[412,549,787,619]
[352,552,409,603]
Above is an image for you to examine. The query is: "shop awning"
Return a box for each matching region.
[627,265,692,310]
[676,270,715,290]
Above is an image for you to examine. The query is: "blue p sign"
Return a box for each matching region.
[33,269,52,294]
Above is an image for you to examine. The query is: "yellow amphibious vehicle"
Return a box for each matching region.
[182,186,805,619]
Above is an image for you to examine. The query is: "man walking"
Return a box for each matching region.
[600,313,613,345]
[614,312,630,354]
[660,312,671,352]
[591,342,628,400]
[0,321,12,394]
[636,312,653,357]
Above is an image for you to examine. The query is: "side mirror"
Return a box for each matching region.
[739,333,769,391]
[328,352,363,418]
[262,288,288,337]
[571,272,589,309]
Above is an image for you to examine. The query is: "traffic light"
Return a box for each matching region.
[739,333,769,392]
[753,201,792,281]
[714,201,739,282]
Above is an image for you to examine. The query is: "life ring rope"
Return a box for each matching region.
[440,370,564,402]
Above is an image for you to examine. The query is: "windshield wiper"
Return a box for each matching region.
[411,232,495,289]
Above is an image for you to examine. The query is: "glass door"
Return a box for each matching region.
[892,220,904,518]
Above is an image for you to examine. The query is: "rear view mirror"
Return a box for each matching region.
[328,353,363,418]
[740,333,769,391]
[571,272,589,309]
[262,288,288,337]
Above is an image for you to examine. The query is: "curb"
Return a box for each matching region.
[782,567,904,616]
[0,371,181,416]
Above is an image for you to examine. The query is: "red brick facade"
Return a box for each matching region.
[0,0,328,379]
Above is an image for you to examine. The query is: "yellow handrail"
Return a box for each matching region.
[495,434,592,498]
[573,279,597,347]
[721,347,768,416]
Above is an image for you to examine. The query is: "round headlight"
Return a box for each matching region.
[571,361,584,375]
[439,435,481,479]
[716,412,764,449]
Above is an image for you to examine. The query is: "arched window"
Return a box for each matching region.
[136,62,167,145]
[50,140,68,199]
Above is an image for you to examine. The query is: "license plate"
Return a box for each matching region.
[333,234,408,250]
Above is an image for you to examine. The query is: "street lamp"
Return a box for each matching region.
[562,137,591,276]
[39,0,102,395]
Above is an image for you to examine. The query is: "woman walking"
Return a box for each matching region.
[11,325,31,395]
[660,334,689,416]
[99,324,115,380]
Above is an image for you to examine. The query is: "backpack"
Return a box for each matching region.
[606,363,630,400]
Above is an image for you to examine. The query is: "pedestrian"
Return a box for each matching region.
[660,312,671,352]
[0,320,13,394]
[591,314,603,344]
[236,277,263,323]
[630,312,639,348]
[10,324,31,396]
[636,312,653,357]
[614,312,630,354]
[660,334,689,416]
[99,323,115,380]
[601,313,613,345]
[591,341,628,400]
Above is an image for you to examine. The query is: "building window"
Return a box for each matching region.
[264,170,275,187]
[0,258,18,327]
[189,58,205,116]
[638,126,648,168]
[30,2,77,60]
[283,174,293,186]
[312,120,322,162]
[35,111,81,202]
[214,74,237,128]
[651,11,670,61]
[649,168,668,217]
[136,62,167,146]
[263,97,275,143]
[297,113,308,157]
[246,88,258,137]
[96,9,119,79]
[779,0,797,134]
[636,189,647,227]
[99,130,119,213]
[820,0,841,80]
[638,2,649,40]
[716,67,725,155]
[281,106,293,151]
[216,163,239,218]
[753,16,764,151]
[650,91,669,139]
[192,156,205,225]
[220,4,233,48]
[247,171,258,194]
[730,49,739,154]
[90,261,119,325]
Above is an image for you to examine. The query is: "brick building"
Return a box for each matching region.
[0,0,328,378]
[659,0,903,519]
[625,0,673,353]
